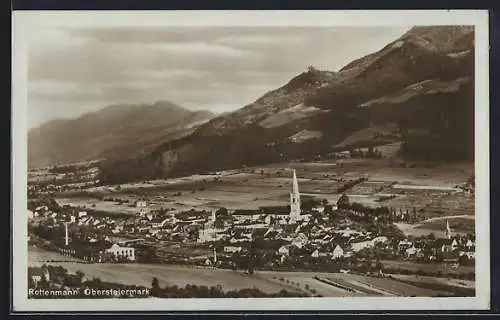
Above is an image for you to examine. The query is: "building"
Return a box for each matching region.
[105,244,136,261]
[136,200,149,216]
[332,245,344,259]
[224,246,242,253]
[78,211,87,218]
[445,220,452,239]
[292,233,308,249]
[289,169,301,223]
[278,245,291,256]
[197,209,225,243]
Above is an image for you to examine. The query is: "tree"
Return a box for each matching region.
[214,218,224,229]
[337,194,350,208]
[28,274,35,288]
[215,207,229,219]
[38,274,50,289]
[75,270,85,281]
[321,199,328,207]
[247,238,257,275]
[151,277,160,297]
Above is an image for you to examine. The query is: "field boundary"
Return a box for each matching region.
[313,276,357,293]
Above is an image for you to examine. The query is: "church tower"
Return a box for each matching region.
[445,220,452,239]
[290,169,301,222]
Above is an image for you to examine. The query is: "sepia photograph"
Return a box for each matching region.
[12,10,490,312]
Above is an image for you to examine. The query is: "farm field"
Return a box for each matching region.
[54,160,474,220]
[29,247,473,297]
[390,274,475,289]
[415,217,475,233]
[395,214,475,237]
[380,260,475,275]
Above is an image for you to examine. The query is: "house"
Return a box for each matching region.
[224,246,242,253]
[278,245,291,256]
[229,236,249,244]
[311,249,319,258]
[431,238,457,255]
[292,233,308,249]
[264,215,273,225]
[27,210,34,219]
[351,240,373,252]
[465,239,475,251]
[105,244,135,261]
[398,239,413,252]
[264,229,279,239]
[78,211,87,217]
[332,245,344,259]
[405,246,419,257]
[371,236,389,246]
[136,201,147,208]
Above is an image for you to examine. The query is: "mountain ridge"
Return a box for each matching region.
[94,26,475,183]
[28,101,215,168]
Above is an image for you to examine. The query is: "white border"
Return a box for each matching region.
[12,10,490,312]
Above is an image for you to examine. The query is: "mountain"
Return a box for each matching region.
[99,26,475,184]
[28,101,214,168]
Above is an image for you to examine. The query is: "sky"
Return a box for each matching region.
[27,26,410,129]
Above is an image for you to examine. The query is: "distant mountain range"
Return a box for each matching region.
[30,26,475,183]
[28,101,214,168]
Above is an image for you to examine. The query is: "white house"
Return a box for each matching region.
[332,245,344,259]
[136,201,147,208]
[105,244,135,261]
[278,245,291,256]
[398,239,413,252]
[292,233,308,249]
[351,240,373,252]
[78,211,87,217]
[224,246,242,253]
[466,239,475,250]
[371,236,389,246]
[406,246,419,257]
[311,249,319,258]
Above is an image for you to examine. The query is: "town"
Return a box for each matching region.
[28,158,476,298]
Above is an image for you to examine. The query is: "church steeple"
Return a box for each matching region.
[445,220,452,239]
[290,169,301,222]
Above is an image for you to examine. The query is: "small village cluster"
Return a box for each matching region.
[28,170,475,272]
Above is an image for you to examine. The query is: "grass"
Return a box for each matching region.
[381,260,475,275]
[416,218,475,233]
[52,158,473,217]
[390,277,475,297]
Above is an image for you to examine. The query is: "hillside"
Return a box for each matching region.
[28,101,214,168]
[98,26,475,184]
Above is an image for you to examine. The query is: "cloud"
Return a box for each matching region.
[27,26,408,128]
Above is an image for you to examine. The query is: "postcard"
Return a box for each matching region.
[11,9,490,312]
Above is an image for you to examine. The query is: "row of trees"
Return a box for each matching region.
[337,196,420,225]
[350,146,384,159]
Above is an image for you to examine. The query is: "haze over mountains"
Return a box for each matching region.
[28,26,475,183]
[28,101,214,168]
